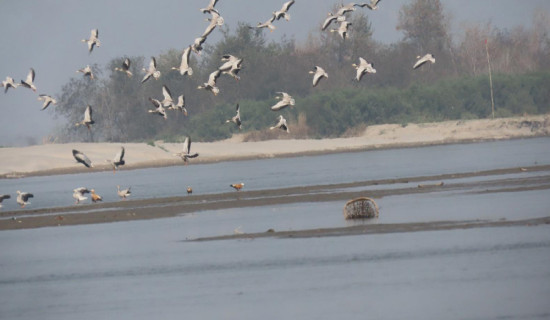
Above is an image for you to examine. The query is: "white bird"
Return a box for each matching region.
[218,54,243,81]
[271,92,295,111]
[75,105,95,130]
[352,57,376,81]
[117,185,131,200]
[336,2,370,16]
[38,94,57,110]
[200,0,219,13]
[0,194,10,209]
[253,15,276,32]
[20,68,37,92]
[16,191,33,208]
[1,76,20,93]
[148,98,167,120]
[322,12,346,31]
[191,35,207,55]
[168,95,187,116]
[174,136,199,164]
[202,10,224,37]
[365,0,382,10]
[82,28,100,53]
[197,69,221,96]
[142,57,161,83]
[172,46,193,76]
[270,115,289,133]
[274,0,295,21]
[114,58,133,77]
[413,53,436,69]
[331,20,352,40]
[226,103,242,130]
[161,85,175,108]
[72,149,93,168]
[309,66,328,87]
[73,187,90,204]
[77,65,94,79]
[106,146,125,173]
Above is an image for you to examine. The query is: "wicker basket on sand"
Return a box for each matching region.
[343,197,379,220]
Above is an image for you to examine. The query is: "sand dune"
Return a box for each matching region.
[0,115,548,178]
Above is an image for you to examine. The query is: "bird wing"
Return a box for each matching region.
[282,0,295,11]
[322,15,338,30]
[181,46,191,68]
[0,194,10,201]
[235,103,240,114]
[91,29,99,39]
[115,147,125,162]
[208,69,221,85]
[22,193,34,201]
[182,137,191,155]
[72,150,92,167]
[124,58,131,70]
[84,105,93,122]
[149,97,161,108]
[413,56,428,69]
[27,68,35,83]
[162,85,173,101]
[150,57,157,70]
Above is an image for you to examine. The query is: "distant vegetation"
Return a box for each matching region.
[53,0,550,143]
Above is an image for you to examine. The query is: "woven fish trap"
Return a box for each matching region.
[343,197,379,220]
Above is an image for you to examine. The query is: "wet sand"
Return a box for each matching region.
[2,165,549,233]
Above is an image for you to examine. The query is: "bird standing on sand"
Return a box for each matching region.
[90,189,102,202]
[172,46,193,76]
[82,28,100,53]
[72,149,93,168]
[310,66,328,87]
[73,187,90,204]
[0,194,11,209]
[77,65,94,79]
[148,98,167,120]
[142,57,161,83]
[270,115,289,133]
[75,105,95,130]
[38,94,57,110]
[413,53,436,69]
[114,58,133,77]
[106,146,125,173]
[1,76,19,93]
[230,183,245,191]
[16,191,33,208]
[20,68,37,92]
[226,103,242,130]
[117,185,131,200]
[174,136,199,164]
[352,57,376,81]
[187,186,193,195]
[270,92,295,111]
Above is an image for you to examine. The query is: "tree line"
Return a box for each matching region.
[53,0,550,143]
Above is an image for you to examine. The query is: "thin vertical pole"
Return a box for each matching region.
[485,39,495,119]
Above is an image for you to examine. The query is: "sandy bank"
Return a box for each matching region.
[1,115,548,178]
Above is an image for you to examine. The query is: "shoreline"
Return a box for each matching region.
[1,115,548,179]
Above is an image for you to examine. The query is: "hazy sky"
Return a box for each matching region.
[1,0,548,146]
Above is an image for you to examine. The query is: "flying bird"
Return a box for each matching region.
[77,65,94,79]
[352,57,376,81]
[322,12,346,31]
[0,194,10,209]
[148,98,167,119]
[142,57,161,83]
[218,54,243,80]
[168,95,187,115]
[114,58,133,77]
[336,2,370,15]
[20,68,37,92]
[161,85,175,108]
[72,149,93,168]
[270,115,289,133]
[117,185,131,200]
[230,183,245,191]
[174,136,199,164]
[331,20,352,40]
[1,76,20,93]
[106,146,125,173]
[38,94,57,110]
[252,15,276,32]
[197,69,221,96]
[274,0,295,21]
[310,66,328,87]
[200,0,219,13]
[202,10,224,37]
[82,28,100,53]
[73,187,90,204]
[226,103,242,130]
[16,191,33,208]
[90,189,103,202]
[413,53,436,69]
[172,46,193,76]
[191,35,207,55]
[75,105,95,130]
[270,92,295,111]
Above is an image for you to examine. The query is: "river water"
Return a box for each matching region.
[1,138,550,319]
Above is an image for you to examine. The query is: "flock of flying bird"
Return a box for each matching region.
[1,0,438,209]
